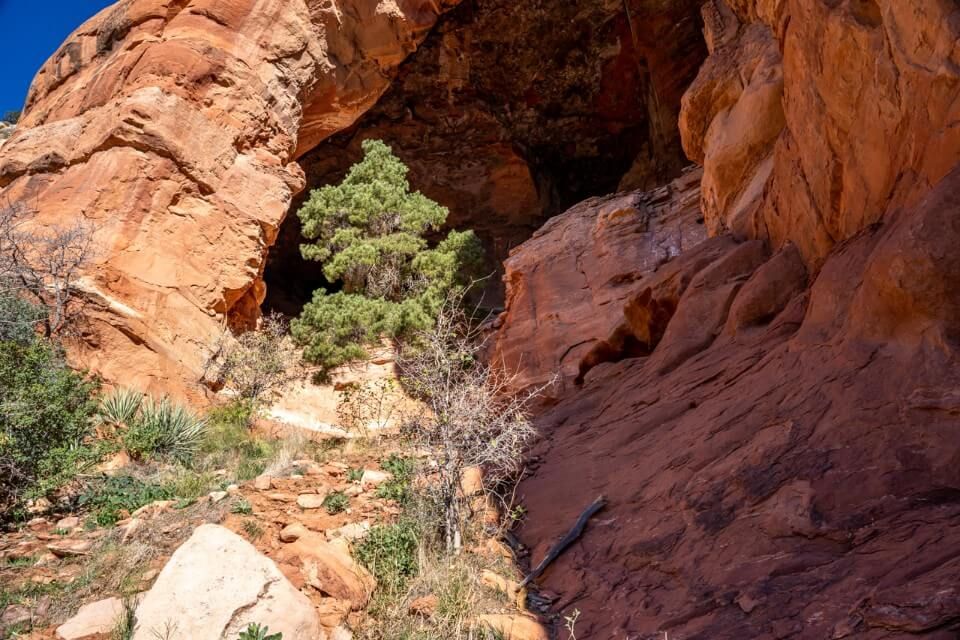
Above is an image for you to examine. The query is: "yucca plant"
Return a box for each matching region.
[97,388,144,427]
[120,395,208,463]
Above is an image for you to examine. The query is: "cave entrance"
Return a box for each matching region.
[260,200,330,318]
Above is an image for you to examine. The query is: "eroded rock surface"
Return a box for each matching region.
[0,0,459,396]
[491,167,706,396]
[503,1,960,636]
[680,0,960,267]
[514,167,960,638]
[275,0,709,309]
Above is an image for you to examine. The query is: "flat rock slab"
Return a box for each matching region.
[132,524,321,640]
[56,597,125,640]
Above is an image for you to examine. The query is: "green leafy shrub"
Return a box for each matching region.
[78,475,174,526]
[292,139,483,377]
[0,339,100,514]
[355,520,420,594]
[375,454,415,503]
[0,293,45,344]
[238,623,281,640]
[1,110,19,125]
[322,491,349,514]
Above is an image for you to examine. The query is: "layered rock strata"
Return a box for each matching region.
[0,0,459,395]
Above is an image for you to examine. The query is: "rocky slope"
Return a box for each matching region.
[499,0,960,637]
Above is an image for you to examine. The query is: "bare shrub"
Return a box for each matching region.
[208,313,301,403]
[397,295,552,553]
[0,200,95,337]
[337,378,398,439]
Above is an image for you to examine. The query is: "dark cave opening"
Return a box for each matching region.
[260,0,706,317]
[260,204,330,318]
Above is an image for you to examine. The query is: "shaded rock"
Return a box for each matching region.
[132,524,320,640]
[47,540,93,558]
[279,523,308,543]
[408,594,438,617]
[491,167,706,395]
[131,500,173,519]
[481,570,522,599]
[120,519,144,544]
[297,492,329,510]
[359,470,391,490]
[1,604,31,631]
[514,170,960,637]
[328,521,370,543]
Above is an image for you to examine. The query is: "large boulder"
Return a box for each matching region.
[132,524,322,640]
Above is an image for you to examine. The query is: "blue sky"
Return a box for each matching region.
[0,0,115,115]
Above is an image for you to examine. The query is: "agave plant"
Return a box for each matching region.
[97,388,144,427]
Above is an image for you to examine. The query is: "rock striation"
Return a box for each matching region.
[501,1,960,637]
[0,0,460,396]
[490,166,706,397]
[680,0,960,268]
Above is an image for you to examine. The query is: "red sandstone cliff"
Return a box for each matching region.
[0,0,460,395]
[495,1,960,637]
[1,0,959,636]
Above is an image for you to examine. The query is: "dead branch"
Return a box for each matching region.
[519,495,607,588]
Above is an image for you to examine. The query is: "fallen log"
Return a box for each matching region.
[519,495,607,588]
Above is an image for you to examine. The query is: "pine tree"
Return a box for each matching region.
[292,140,483,376]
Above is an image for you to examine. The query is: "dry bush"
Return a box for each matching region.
[0,200,95,338]
[337,378,398,439]
[397,294,552,553]
[356,552,513,640]
[207,313,301,403]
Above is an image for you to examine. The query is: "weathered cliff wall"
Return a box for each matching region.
[269,0,709,310]
[499,1,960,637]
[0,0,460,395]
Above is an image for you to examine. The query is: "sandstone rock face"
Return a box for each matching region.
[498,4,960,636]
[276,0,709,308]
[0,0,459,397]
[275,532,375,610]
[133,524,321,640]
[680,0,960,267]
[491,167,706,396]
[514,169,960,638]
